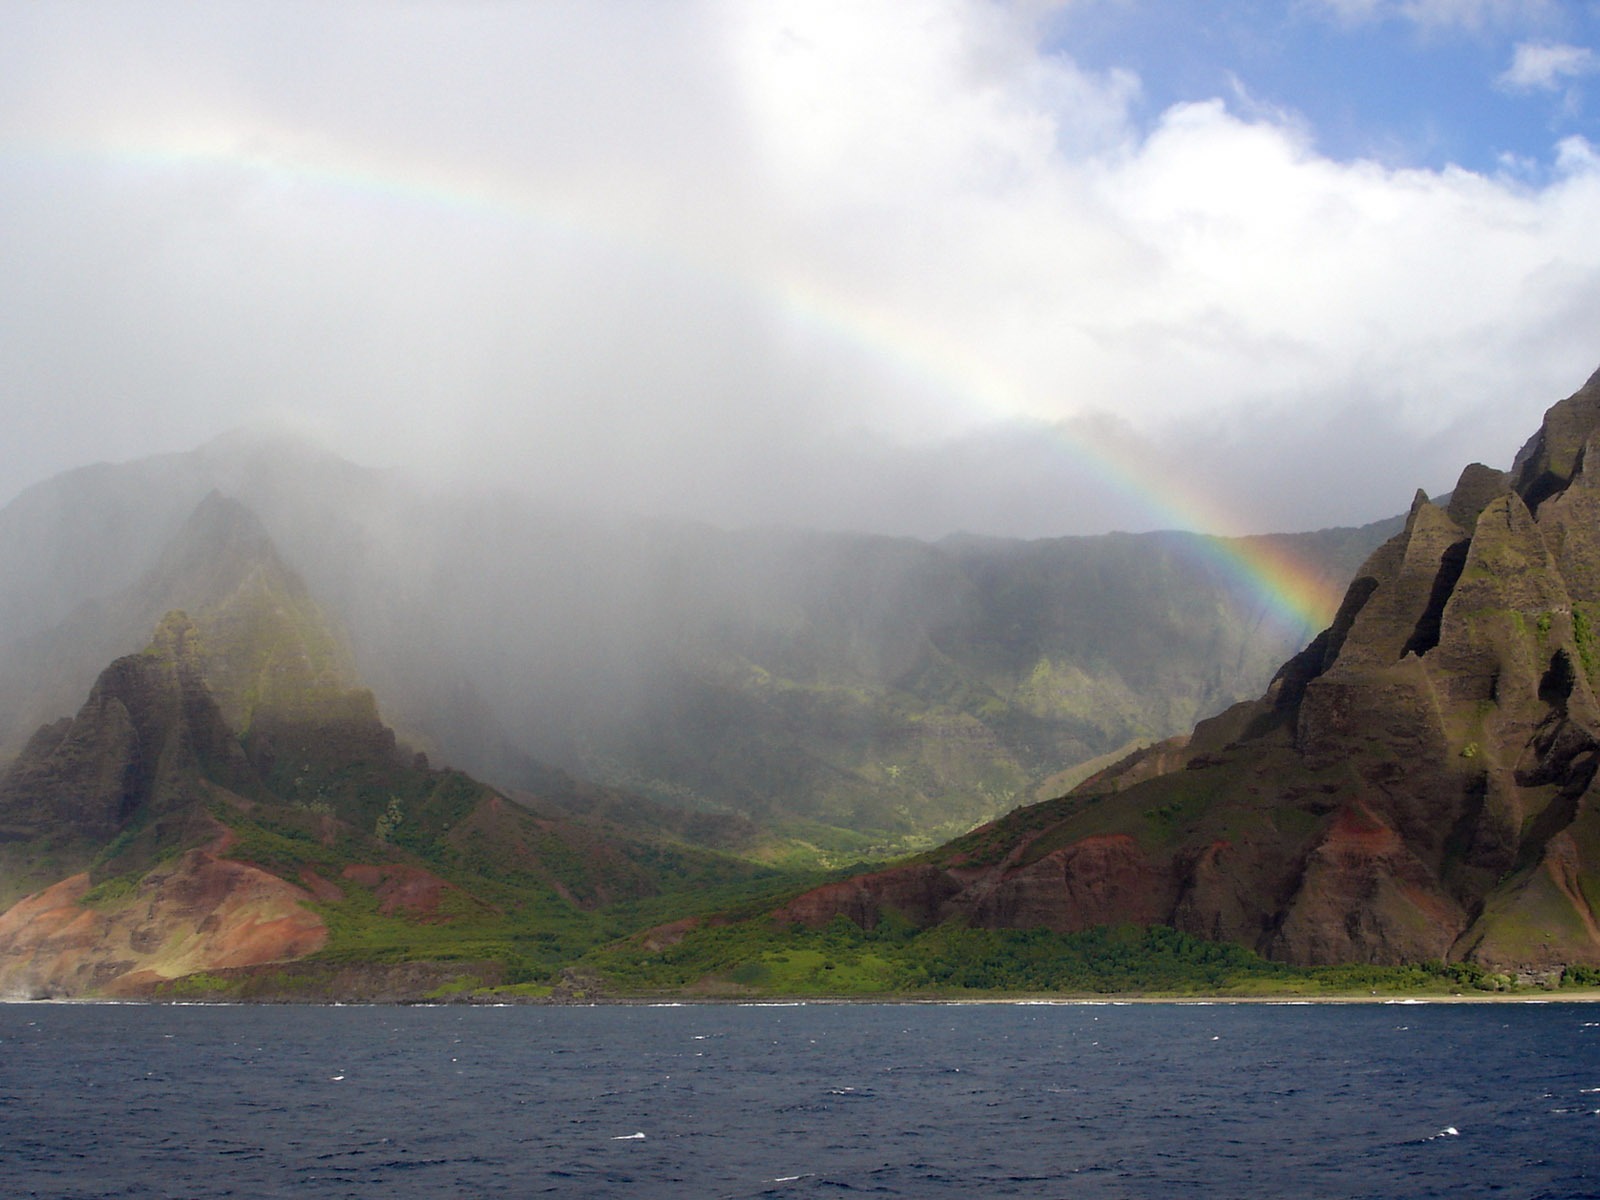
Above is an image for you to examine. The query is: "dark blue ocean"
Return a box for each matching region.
[2,1000,1598,1199]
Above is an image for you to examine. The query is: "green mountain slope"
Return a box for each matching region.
[743,365,1600,975]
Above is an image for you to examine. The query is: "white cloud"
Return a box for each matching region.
[1,0,1599,536]
[1556,133,1600,172]
[1498,40,1599,91]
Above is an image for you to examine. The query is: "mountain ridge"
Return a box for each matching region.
[755,365,1600,974]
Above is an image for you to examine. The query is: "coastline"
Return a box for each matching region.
[7,987,1600,1007]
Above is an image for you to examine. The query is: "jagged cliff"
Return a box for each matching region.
[0,605,334,995]
[0,614,251,846]
[774,366,1600,973]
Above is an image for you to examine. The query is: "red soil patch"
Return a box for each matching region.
[340,863,457,920]
[0,853,327,998]
[1322,804,1402,858]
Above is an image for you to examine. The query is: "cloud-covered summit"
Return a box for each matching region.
[1,1,1598,537]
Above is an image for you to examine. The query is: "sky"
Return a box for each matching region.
[2,0,1599,539]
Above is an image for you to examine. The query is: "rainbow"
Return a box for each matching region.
[3,129,1355,637]
[758,275,1354,636]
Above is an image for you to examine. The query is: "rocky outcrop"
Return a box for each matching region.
[0,490,360,763]
[0,506,491,994]
[1268,803,1467,965]
[960,835,1164,930]
[0,612,255,846]
[772,835,1166,937]
[772,863,966,929]
[772,365,1600,971]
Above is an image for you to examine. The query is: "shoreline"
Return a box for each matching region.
[7,987,1600,1007]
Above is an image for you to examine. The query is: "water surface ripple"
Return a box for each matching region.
[2,1000,1597,1198]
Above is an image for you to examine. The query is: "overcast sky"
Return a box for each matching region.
[3,0,1599,538]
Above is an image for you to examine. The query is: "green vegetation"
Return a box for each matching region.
[1574,604,1599,684]
[581,916,1553,1000]
[79,871,145,908]
[210,795,825,987]
[154,972,236,998]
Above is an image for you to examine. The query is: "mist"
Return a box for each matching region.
[0,427,1399,845]
[3,1,1598,539]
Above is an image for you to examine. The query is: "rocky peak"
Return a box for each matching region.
[1510,363,1600,512]
[1447,462,1511,533]
[0,491,361,762]
[156,490,276,569]
[1276,372,1600,726]
[129,493,360,733]
[0,613,257,846]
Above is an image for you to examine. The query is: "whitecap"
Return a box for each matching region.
[610,1132,646,1141]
